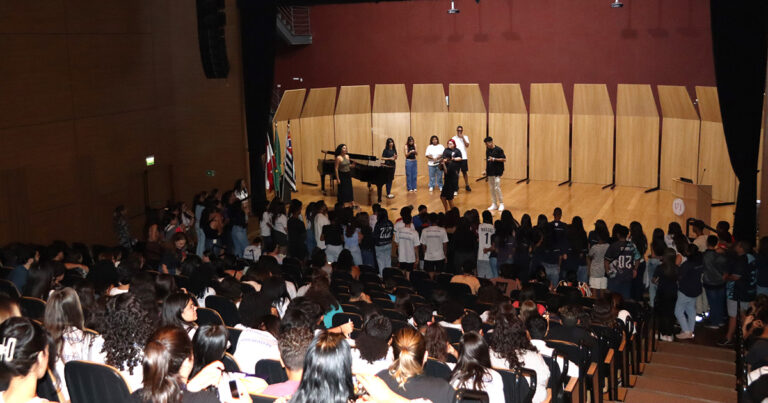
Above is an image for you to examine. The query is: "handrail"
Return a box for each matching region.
[735,296,748,402]
[277,5,311,36]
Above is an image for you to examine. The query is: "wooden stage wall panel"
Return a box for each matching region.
[299,87,337,183]
[572,84,614,185]
[449,84,487,177]
[695,86,737,203]
[658,85,700,191]
[335,85,372,156]
[489,84,528,180]
[273,89,306,182]
[372,84,410,176]
[411,84,448,166]
[529,83,569,182]
[616,84,659,188]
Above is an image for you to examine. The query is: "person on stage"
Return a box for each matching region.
[404,136,418,192]
[483,136,506,211]
[452,125,471,193]
[440,139,463,212]
[425,135,445,192]
[334,144,354,208]
[380,138,397,199]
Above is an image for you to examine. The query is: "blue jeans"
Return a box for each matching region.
[428,165,444,189]
[542,262,560,288]
[196,227,206,256]
[362,249,376,267]
[406,159,417,190]
[231,226,248,258]
[348,247,363,266]
[306,227,316,255]
[705,286,726,326]
[675,292,698,333]
[577,265,588,284]
[375,244,392,276]
[477,260,492,279]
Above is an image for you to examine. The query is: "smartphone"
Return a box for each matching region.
[219,378,245,402]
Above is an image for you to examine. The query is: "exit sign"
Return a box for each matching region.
[206,170,216,177]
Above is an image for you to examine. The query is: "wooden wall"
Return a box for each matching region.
[658,85,700,191]
[529,83,570,182]
[615,84,660,188]
[0,0,249,245]
[572,84,614,185]
[372,84,410,176]
[488,84,527,180]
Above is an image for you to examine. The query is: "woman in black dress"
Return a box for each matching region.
[381,138,398,198]
[440,139,463,211]
[334,143,355,207]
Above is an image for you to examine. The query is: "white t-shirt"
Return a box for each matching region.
[530,339,579,378]
[273,214,288,234]
[351,347,394,375]
[395,225,420,263]
[394,219,405,237]
[421,226,449,261]
[450,368,505,403]
[314,213,330,249]
[260,212,272,237]
[490,348,550,403]
[244,245,262,261]
[426,144,446,166]
[233,325,281,374]
[477,223,495,261]
[452,134,469,160]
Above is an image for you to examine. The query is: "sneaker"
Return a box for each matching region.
[717,338,733,347]
[675,332,694,340]
[429,187,434,192]
[659,335,673,342]
[465,185,472,191]
[488,204,498,211]
[387,194,395,199]
[498,204,505,211]
[454,191,458,196]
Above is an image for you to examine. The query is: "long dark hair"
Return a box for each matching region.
[191,325,227,377]
[138,326,192,403]
[629,221,648,256]
[450,332,492,392]
[101,293,154,374]
[44,288,91,359]
[424,323,450,362]
[335,143,347,156]
[385,138,396,154]
[160,293,195,332]
[0,317,55,380]
[289,332,353,403]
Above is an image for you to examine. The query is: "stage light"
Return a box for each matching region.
[448,0,460,14]
[610,0,624,8]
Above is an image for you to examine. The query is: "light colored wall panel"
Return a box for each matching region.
[274,89,306,183]
[335,85,372,156]
[411,84,448,168]
[489,84,527,180]
[616,84,659,188]
[372,84,410,176]
[572,84,614,185]
[300,87,337,183]
[530,83,569,182]
[658,85,700,191]
[449,84,487,177]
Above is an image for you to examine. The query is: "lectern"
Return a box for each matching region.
[671,179,712,225]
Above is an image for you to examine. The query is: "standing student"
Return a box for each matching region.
[675,243,704,340]
[587,230,610,297]
[313,201,330,251]
[373,209,394,275]
[425,135,445,192]
[452,126,471,192]
[404,136,418,192]
[440,139,463,212]
[477,211,496,278]
[380,138,398,199]
[604,225,642,300]
[334,144,355,208]
[482,136,506,211]
[421,213,449,273]
[394,214,420,271]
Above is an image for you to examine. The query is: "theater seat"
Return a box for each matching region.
[453,388,489,403]
[64,361,131,403]
[254,359,288,385]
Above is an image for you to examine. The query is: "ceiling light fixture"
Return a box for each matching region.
[448,0,460,14]
[610,0,624,8]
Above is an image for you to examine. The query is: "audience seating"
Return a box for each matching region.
[174,274,190,290]
[0,279,20,299]
[196,307,225,326]
[496,367,536,403]
[226,326,241,355]
[453,388,490,403]
[250,394,277,403]
[205,295,240,327]
[332,311,362,329]
[424,358,452,380]
[382,308,406,322]
[254,359,288,384]
[390,319,408,333]
[340,303,362,315]
[64,361,131,403]
[20,296,46,320]
[371,298,394,310]
[223,352,241,372]
[444,326,463,344]
[0,267,13,279]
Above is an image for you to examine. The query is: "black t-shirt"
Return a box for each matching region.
[485,146,506,176]
[322,224,344,246]
[442,148,462,172]
[376,371,456,403]
[406,144,416,160]
[747,338,768,369]
[373,220,394,246]
[382,148,397,166]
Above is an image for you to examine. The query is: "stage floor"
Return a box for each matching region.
[287,175,734,234]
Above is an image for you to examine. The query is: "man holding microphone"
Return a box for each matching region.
[483,136,506,211]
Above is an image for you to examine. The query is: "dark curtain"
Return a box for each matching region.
[239,0,277,211]
[710,0,767,242]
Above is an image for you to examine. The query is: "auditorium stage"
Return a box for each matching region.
[286,176,735,234]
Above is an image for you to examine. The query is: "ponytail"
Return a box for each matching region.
[388,327,426,388]
[138,326,191,403]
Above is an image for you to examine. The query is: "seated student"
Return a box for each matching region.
[289,331,355,403]
[0,318,53,403]
[461,311,483,335]
[488,312,550,403]
[437,300,465,331]
[425,323,458,367]
[491,264,522,297]
[526,315,579,379]
[233,291,288,372]
[411,305,433,334]
[747,309,768,369]
[451,260,481,295]
[545,305,600,366]
[261,327,313,398]
[0,294,21,323]
[160,292,198,339]
[377,327,456,403]
[511,285,547,316]
[352,315,394,375]
[191,325,229,378]
[348,281,372,307]
[449,332,505,403]
[244,237,263,262]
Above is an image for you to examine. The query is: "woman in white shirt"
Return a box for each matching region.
[449,332,505,403]
[425,135,445,192]
[488,312,550,403]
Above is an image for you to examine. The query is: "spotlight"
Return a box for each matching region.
[610,0,624,8]
[448,0,460,14]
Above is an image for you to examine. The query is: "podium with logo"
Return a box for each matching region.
[671,178,712,225]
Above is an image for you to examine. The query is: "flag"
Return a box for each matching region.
[273,127,282,196]
[284,122,297,191]
[265,132,275,191]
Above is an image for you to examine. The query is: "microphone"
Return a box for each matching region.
[699,168,707,185]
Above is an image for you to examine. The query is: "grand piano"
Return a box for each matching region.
[317,151,395,202]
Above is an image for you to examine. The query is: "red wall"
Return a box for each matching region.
[274,0,715,105]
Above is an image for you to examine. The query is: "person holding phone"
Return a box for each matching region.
[404,136,418,192]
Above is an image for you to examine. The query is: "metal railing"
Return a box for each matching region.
[277,6,311,36]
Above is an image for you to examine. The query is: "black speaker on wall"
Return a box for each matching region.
[197,0,229,79]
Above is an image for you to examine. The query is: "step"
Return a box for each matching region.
[624,388,726,403]
[651,351,735,374]
[635,376,735,402]
[655,341,734,362]
[642,363,735,389]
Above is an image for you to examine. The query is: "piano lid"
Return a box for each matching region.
[321,150,378,162]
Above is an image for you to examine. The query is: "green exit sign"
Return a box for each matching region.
[206,170,216,177]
